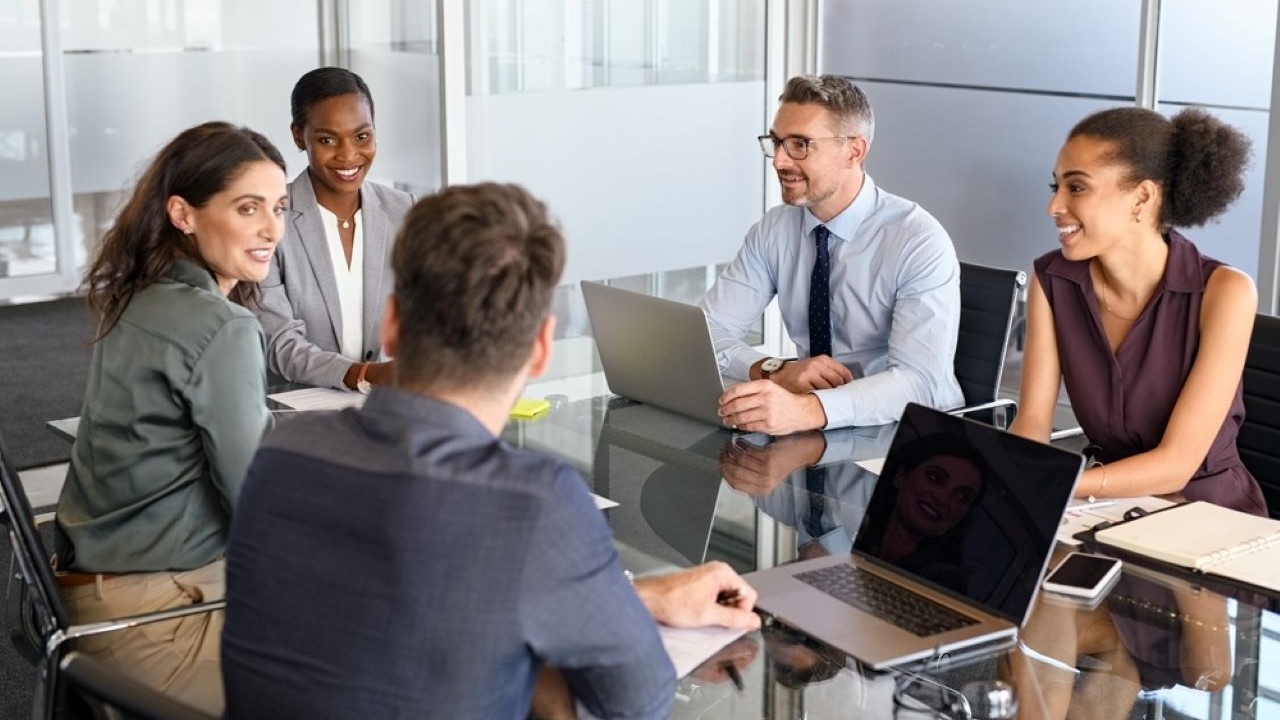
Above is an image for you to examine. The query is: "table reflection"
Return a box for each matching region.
[503,394,1270,719]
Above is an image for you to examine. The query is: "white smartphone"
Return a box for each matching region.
[1042,552,1123,599]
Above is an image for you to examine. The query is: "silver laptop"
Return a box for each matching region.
[746,403,1083,669]
[581,281,728,427]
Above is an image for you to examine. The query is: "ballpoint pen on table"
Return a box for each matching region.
[722,661,745,692]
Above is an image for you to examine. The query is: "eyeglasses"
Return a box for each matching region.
[758,134,857,161]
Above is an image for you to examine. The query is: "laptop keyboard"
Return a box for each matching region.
[794,564,979,637]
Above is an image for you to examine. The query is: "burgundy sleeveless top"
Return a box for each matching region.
[1034,230,1266,516]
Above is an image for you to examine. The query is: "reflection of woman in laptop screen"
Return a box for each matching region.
[859,434,988,594]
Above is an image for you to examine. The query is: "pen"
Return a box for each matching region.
[717,589,742,606]
[1070,500,1115,513]
[722,661,745,692]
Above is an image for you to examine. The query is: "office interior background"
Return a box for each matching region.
[2,2,1280,716]
[6,0,1280,328]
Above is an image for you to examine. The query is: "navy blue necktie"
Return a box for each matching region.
[804,465,830,538]
[809,225,832,358]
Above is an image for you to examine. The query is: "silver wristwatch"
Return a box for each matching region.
[760,357,788,379]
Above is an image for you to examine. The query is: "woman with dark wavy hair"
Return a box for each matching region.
[55,121,287,714]
[1011,107,1266,515]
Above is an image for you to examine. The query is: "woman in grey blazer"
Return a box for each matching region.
[255,67,414,390]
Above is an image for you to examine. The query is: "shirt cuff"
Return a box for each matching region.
[727,350,769,381]
[813,386,854,429]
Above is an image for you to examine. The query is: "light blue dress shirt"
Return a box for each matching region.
[699,174,963,428]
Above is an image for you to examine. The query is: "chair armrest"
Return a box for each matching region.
[1049,426,1086,442]
[60,651,218,720]
[34,512,55,526]
[56,600,226,651]
[948,398,1018,428]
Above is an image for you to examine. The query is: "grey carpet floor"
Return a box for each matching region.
[0,297,92,470]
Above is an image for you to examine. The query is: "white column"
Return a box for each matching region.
[438,0,469,186]
[1257,4,1280,315]
[1135,0,1161,109]
[40,0,77,291]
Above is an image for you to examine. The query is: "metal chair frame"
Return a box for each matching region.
[0,433,224,720]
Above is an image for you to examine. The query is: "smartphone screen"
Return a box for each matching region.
[1047,554,1119,589]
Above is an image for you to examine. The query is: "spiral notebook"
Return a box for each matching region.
[1092,501,1280,592]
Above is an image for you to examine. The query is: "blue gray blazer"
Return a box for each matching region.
[255,170,414,389]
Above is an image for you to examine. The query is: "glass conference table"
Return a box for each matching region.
[47,377,1280,718]
[504,390,1280,720]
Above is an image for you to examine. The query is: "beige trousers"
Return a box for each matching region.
[59,558,226,716]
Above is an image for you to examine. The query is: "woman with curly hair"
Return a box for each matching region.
[1010,106,1266,515]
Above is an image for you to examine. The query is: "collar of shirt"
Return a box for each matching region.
[360,385,496,441]
[1042,227,1203,294]
[800,173,880,249]
[165,258,223,295]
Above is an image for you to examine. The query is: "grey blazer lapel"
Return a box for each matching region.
[359,183,390,359]
[289,171,344,347]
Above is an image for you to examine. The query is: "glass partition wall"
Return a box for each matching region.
[462,0,770,389]
[15,1,1280,372]
[1,0,322,302]
[464,0,768,286]
[0,1,60,295]
[820,0,1278,287]
[4,0,766,317]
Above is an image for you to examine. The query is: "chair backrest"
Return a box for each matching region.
[60,651,217,720]
[0,430,69,653]
[1239,313,1280,518]
[955,261,1027,407]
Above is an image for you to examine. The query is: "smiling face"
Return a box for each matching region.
[769,102,865,222]
[292,92,376,203]
[172,160,288,294]
[1048,135,1156,261]
[893,454,983,539]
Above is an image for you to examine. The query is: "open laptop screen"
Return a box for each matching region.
[851,404,1083,625]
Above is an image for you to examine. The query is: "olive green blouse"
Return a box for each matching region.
[56,259,271,572]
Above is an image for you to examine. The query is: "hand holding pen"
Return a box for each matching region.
[633,561,760,631]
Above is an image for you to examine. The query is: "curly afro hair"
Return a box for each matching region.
[1068,106,1251,228]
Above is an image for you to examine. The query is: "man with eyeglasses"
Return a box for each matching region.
[700,74,962,435]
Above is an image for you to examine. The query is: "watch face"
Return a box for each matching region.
[761,358,785,375]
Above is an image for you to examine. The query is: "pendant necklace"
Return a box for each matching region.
[1097,271,1139,322]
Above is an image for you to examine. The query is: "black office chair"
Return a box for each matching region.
[949,261,1027,427]
[1239,313,1280,519]
[59,651,216,720]
[0,432,225,720]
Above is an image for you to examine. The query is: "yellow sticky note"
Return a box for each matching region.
[510,398,551,421]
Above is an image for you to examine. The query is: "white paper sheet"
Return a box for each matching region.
[658,624,749,679]
[593,494,619,510]
[855,457,885,475]
[1056,496,1176,547]
[268,387,367,412]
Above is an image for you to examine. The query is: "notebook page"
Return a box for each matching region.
[1210,550,1280,592]
[1093,502,1280,570]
